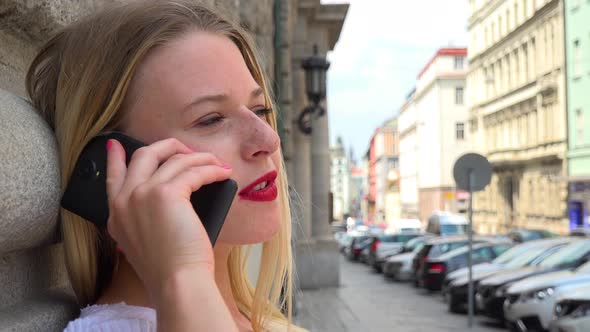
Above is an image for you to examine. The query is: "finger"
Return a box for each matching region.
[165,165,233,198]
[150,152,223,184]
[120,138,193,197]
[106,139,127,238]
[106,139,127,206]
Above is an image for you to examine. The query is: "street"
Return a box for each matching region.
[294,255,504,332]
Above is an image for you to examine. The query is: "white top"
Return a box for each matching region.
[63,302,294,332]
[63,303,156,332]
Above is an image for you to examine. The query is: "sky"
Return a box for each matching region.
[321,0,469,163]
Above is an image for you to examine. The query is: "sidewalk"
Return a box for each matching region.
[293,255,503,332]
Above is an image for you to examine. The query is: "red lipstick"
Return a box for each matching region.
[239,170,278,202]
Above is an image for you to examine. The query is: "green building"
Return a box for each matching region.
[566,0,590,229]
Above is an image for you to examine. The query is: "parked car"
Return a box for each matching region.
[382,235,433,280]
[420,241,512,291]
[387,218,422,233]
[367,232,423,272]
[570,227,590,238]
[412,235,492,287]
[503,261,590,331]
[507,228,557,243]
[550,284,590,332]
[476,239,590,322]
[445,238,571,313]
[346,234,370,261]
[425,211,468,236]
[337,232,353,254]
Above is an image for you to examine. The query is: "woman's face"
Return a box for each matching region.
[120,31,282,245]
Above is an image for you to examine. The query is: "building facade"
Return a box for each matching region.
[398,48,471,223]
[330,137,351,221]
[565,0,590,230]
[467,0,568,234]
[349,165,365,220]
[399,89,420,219]
[365,118,400,225]
[375,118,400,226]
[414,48,472,222]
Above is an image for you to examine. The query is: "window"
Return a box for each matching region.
[456,122,465,140]
[574,39,582,77]
[454,56,465,70]
[455,87,464,104]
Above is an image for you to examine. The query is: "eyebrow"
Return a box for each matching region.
[183,87,264,112]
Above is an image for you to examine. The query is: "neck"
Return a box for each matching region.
[97,244,251,330]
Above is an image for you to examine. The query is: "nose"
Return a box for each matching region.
[240,111,280,160]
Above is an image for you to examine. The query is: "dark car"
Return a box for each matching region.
[346,234,371,261]
[445,237,570,313]
[421,241,512,291]
[507,228,557,243]
[412,235,493,288]
[476,239,590,321]
[367,232,423,272]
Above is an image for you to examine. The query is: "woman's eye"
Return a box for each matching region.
[255,108,273,119]
[197,116,224,127]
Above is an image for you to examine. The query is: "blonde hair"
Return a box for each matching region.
[26,1,298,330]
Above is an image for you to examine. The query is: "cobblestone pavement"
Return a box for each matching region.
[294,255,505,332]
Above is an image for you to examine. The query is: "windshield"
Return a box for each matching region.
[440,224,467,235]
[429,241,467,257]
[493,243,538,264]
[538,241,590,268]
[577,261,590,273]
[380,234,419,243]
[412,242,425,254]
[503,245,552,268]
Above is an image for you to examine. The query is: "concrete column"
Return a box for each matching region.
[311,107,331,239]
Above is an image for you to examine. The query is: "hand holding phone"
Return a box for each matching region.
[61,132,237,246]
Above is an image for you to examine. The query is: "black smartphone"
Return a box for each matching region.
[61,132,237,245]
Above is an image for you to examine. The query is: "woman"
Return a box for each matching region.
[26,1,301,331]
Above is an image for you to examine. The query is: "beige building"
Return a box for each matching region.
[399,48,472,223]
[467,0,568,234]
[0,0,347,329]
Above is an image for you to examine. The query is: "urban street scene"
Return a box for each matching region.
[1,0,590,331]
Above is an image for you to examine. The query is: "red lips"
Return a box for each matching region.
[238,170,278,202]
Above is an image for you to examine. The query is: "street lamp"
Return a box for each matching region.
[298,44,330,134]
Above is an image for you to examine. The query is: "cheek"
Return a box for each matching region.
[216,198,282,245]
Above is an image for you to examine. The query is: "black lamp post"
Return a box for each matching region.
[298,44,330,134]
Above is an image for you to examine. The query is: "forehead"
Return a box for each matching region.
[131,30,260,104]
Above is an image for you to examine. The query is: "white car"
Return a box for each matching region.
[503,261,590,331]
[549,283,590,332]
[382,236,430,280]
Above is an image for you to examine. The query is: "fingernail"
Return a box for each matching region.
[117,247,125,255]
[222,164,232,169]
[187,146,196,152]
[106,139,113,152]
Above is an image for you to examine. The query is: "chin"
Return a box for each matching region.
[216,204,282,245]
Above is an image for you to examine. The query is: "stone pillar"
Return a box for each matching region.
[292,1,348,288]
[311,105,332,239]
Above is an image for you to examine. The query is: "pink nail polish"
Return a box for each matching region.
[222,164,232,169]
[106,139,113,152]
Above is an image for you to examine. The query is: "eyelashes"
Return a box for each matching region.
[195,108,273,128]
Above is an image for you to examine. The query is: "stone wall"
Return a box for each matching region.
[0,0,346,329]
[0,1,273,330]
